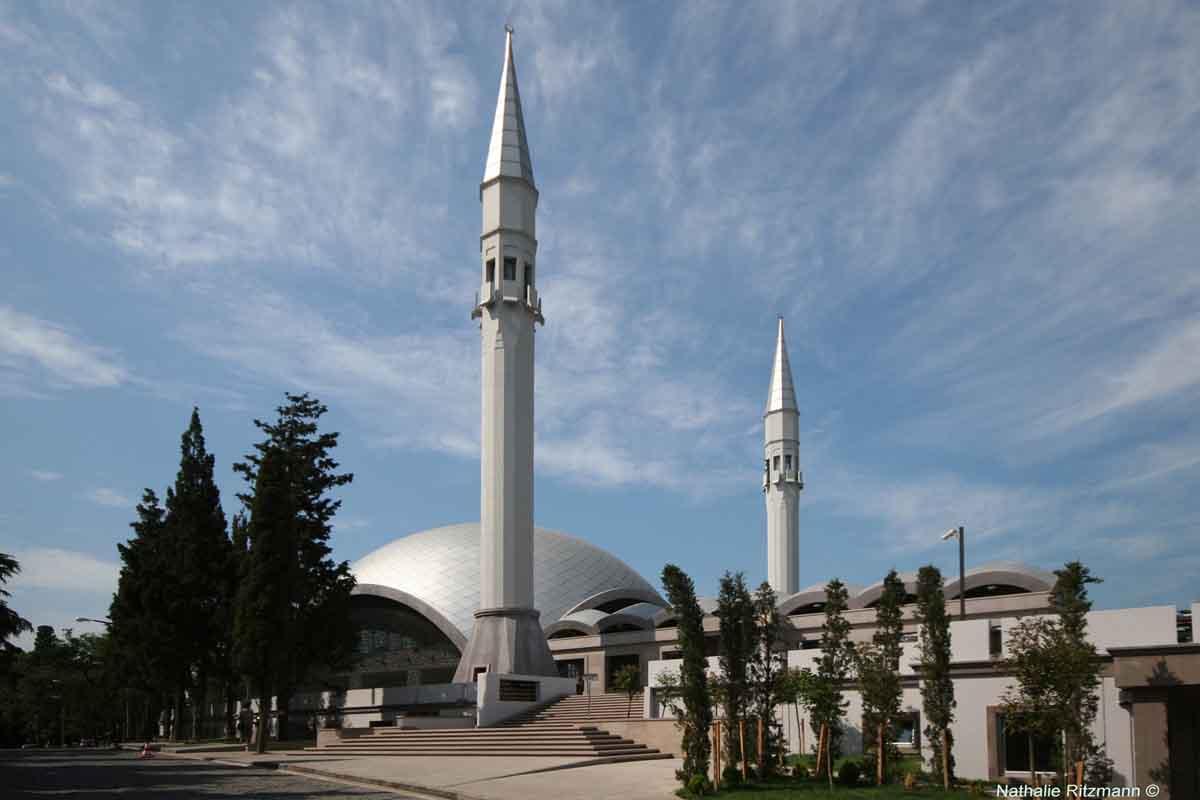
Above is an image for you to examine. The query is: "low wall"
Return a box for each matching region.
[602,719,681,757]
[477,673,577,727]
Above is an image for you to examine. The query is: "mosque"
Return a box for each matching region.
[321,29,1198,794]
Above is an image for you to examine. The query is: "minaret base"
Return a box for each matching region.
[452,607,558,683]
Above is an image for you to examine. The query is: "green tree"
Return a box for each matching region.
[660,563,713,790]
[856,569,905,783]
[748,581,786,776]
[809,578,851,770]
[1050,561,1103,775]
[715,571,755,772]
[162,408,231,740]
[914,565,955,788]
[1,553,32,657]
[613,663,641,718]
[110,489,175,740]
[233,394,357,748]
[999,617,1061,787]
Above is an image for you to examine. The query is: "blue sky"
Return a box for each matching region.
[2,1,1198,646]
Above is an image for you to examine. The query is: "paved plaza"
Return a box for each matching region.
[0,747,685,799]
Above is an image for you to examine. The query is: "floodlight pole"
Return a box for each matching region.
[956,527,965,620]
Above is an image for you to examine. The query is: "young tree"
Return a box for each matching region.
[999,617,1061,787]
[613,663,641,718]
[748,581,786,776]
[856,569,905,784]
[810,578,852,771]
[1050,561,1103,776]
[162,409,230,740]
[233,394,357,746]
[914,565,955,788]
[716,571,755,772]
[660,564,713,790]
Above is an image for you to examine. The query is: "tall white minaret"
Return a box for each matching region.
[454,27,556,682]
[763,318,802,596]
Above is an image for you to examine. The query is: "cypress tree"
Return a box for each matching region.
[661,564,712,790]
[716,571,755,774]
[749,581,786,776]
[810,578,851,767]
[857,569,905,783]
[110,489,174,739]
[915,565,955,787]
[233,393,356,744]
[162,408,230,740]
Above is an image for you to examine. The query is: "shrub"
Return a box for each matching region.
[791,763,810,780]
[722,765,743,786]
[903,771,917,791]
[836,759,862,786]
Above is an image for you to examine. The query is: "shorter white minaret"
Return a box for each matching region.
[763,318,802,595]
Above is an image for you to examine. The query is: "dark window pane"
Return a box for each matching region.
[503,257,516,281]
[486,259,495,283]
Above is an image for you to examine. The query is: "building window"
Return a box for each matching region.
[503,257,516,281]
[784,454,792,471]
[989,625,1003,657]
[773,455,780,471]
[486,258,495,283]
[524,261,534,289]
[1000,715,1058,774]
[892,712,919,747]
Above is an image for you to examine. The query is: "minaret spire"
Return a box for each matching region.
[455,28,555,683]
[763,318,802,596]
[765,316,797,414]
[483,26,534,187]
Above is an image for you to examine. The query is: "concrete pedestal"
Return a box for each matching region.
[452,607,557,683]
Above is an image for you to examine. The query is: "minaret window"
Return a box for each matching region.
[503,257,516,281]
[773,455,780,471]
[524,261,534,289]
[486,259,495,283]
[784,455,792,471]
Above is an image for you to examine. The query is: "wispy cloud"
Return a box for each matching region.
[30,470,63,481]
[84,487,131,508]
[11,547,120,593]
[0,307,128,393]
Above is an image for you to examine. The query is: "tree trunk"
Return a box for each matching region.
[1028,734,1037,788]
[276,687,291,742]
[254,681,269,754]
[942,728,951,790]
[877,721,885,784]
[738,718,747,783]
[170,689,183,742]
[194,668,206,741]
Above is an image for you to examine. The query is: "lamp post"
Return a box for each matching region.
[941,527,965,620]
[75,617,111,627]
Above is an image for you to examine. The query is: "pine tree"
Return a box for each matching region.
[716,571,755,774]
[232,394,356,745]
[1,553,32,657]
[915,565,955,788]
[856,569,905,783]
[810,578,851,768]
[749,581,786,777]
[162,408,230,740]
[660,564,712,790]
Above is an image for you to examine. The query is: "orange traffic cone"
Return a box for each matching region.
[138,742,154,759]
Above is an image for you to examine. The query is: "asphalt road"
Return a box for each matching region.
[0,749,410,799]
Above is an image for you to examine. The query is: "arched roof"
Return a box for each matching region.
[351,583,468,652]
[351,522,664,641]
[944,561,1054,600]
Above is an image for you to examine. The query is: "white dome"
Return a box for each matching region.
[351,522,664,643]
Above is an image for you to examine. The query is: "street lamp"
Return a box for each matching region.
[75,617,112,627]
[941,527,965,620]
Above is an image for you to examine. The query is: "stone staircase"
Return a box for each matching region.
[311,691,668,760]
